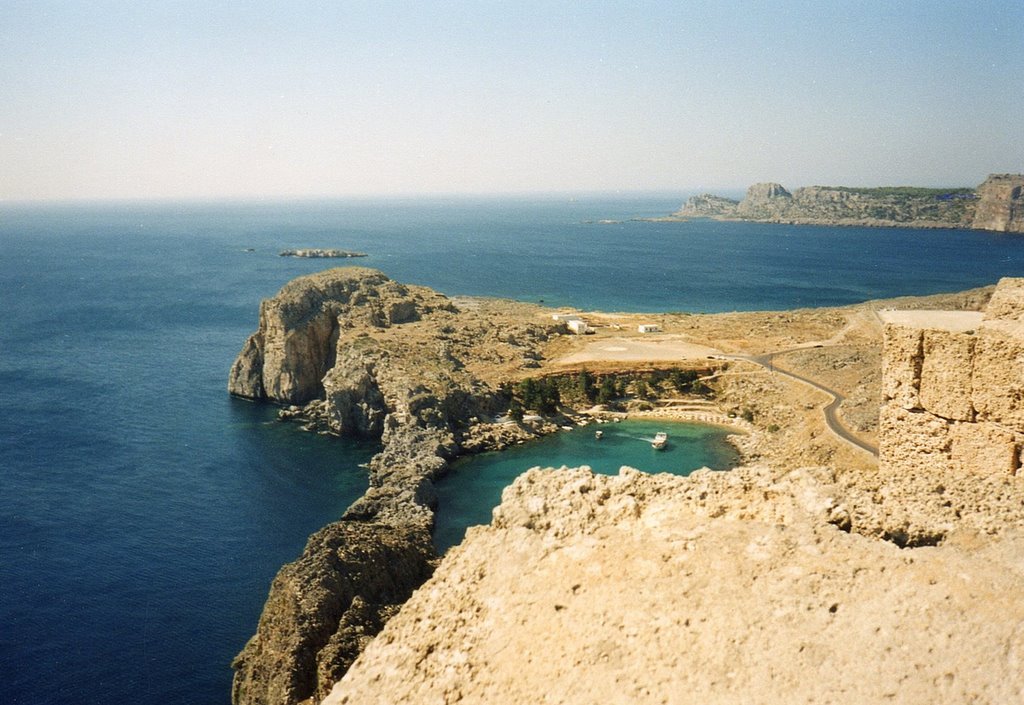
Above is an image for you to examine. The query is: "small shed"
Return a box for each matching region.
[637,324,660,334]
[567,319,590,335]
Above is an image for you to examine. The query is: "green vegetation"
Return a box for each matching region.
[823,186,975,199]
[504,366,717,417]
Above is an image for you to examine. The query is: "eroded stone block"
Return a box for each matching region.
[949,422,1020,476]
[982,277,1024,321]
[919,329,976,421]
[971,328,1024,431]
[878,404,952,475]
[881,324,923,409]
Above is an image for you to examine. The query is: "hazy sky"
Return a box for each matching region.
[2,1,1022,201]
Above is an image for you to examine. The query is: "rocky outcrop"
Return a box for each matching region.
[880,277,1024,479]
[971,174,1024,233]
[735,181,792,217]
[231,520,435,705]
[675,193,739,217]
[669,176,1024,230]
[230,268,566,705]
[325,465,1024,705]
[228,267,454,405]
[318,280,1024,705]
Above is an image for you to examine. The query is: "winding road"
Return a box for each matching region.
[728,351,879,457]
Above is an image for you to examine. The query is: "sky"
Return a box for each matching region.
[1,1,1022,201]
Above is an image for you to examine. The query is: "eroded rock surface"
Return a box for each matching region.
[229,268,566,705]
[232,521,435,705]
[972,173,1024,233]
[327,466,1024,705]
[674,175,1024,230]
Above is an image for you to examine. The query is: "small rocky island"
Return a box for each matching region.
[279,248,368,258]
[663,173,1024,232]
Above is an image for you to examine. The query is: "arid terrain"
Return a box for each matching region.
[231,268,1022,705]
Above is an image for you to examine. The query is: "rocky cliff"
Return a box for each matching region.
[971,174,1024,232]
[321,280,1024,705]
[674,174,1024,231]
[229,267,565,705]
[326,462,1024,704]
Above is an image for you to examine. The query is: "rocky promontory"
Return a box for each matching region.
[326,280,1024,704]
[229,267,566,705]
[231,268,1024,705]
[671,173,1024,232]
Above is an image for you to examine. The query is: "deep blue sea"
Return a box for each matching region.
[2,195,1023,704]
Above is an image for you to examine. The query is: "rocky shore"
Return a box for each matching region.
[229,267,1022,705]
[325,279,1024,704]
[228,267,570,705]
[662,173,1024,232]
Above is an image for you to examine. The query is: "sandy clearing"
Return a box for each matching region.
[554,335,723,365]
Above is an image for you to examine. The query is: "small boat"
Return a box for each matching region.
[651,432,668,450]
[595,430,604,440]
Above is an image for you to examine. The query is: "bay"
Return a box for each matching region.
[1,195,1022,704]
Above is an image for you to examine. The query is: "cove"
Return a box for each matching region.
[433,420,740,551]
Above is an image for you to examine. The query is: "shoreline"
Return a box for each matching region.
[229,268,995,705]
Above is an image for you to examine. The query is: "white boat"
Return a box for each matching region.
[651,432,668,450]
[595,430,604,440]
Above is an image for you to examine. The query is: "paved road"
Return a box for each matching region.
[727,352,879,457]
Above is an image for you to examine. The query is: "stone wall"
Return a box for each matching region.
[880,277,1024,477]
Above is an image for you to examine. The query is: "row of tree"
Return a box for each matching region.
[501,366,716,418]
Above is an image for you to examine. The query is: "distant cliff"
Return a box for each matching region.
[672,174,1024,232]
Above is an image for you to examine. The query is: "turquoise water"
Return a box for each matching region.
[2,196,1023,704]
[433,420,740,551]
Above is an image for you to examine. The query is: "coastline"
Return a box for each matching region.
[228,267,1000,705]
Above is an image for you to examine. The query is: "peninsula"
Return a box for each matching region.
[229,267,1024,705]
[660,173,1024,232]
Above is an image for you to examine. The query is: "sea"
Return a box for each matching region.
[2,195,1023,705]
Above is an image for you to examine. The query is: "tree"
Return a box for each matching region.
[596,376,618,405]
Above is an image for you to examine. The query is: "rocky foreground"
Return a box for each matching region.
[326,466,1024,705]
[668,173,1024,232]
[231,268,1024,705]
[229,267,568,705]
[325,279,1024,704]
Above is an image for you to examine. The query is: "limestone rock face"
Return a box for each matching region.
[736,181,792,217]
[231,520,435,705]
[326,466,1024,705]
[673,177,1022,229]
[230,268,567,705]
[674,193,739,217]
[228,267,453,405]
[972,174,1024,233]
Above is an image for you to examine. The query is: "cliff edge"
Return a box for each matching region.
[326,280,1024,704]
[229,267,565,705]
[673,174,1024,231]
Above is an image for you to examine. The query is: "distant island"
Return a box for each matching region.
[655,173,1024,233]
[279,248,368,258]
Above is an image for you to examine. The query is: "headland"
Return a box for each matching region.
[654,173,1024,232]
[229,266,1023,705]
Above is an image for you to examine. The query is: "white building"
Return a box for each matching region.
[567,319,590,335]
[637,324,660,333]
